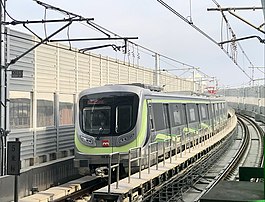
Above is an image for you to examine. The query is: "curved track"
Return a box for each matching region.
[184,114,264,202]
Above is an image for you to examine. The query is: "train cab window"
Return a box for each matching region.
[83,106,111,135]
[80,92,139,136]
[115,105,132,133]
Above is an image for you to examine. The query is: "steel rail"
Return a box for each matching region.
[222,116,250,180]
[53,178,107,202]
[145,125,236,202]
[194,114,264,201]
[193,116,250,201]
[238,114,264,168]
[218,116,250,178]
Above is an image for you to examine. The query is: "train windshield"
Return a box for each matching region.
[83,106,111,135]
[79,92,139,136]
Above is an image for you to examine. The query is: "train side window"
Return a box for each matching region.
[215,103,219,116]
[222,103,226,116]
[149,105,154,130]
[187,104,197,123]
[189,108,196,122]
[163,104,170,130]
[152,103,165,131]
[220,103,223,115]
[211,104,215,117]
[171,104,182,126]
[200,104,207,120]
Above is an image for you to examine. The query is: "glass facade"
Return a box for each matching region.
[59,94,74,126]
[37,93,54,127]
[9,92,75,129]
[9,91,31,129]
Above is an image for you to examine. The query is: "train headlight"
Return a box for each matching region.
[117,133,134,145]
[79,135,95,146]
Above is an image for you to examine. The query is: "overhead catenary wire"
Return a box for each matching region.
[157,0,219,45]
[2,0,212,86]
[157,0,254,82]
[4,31,198,88]
[160,58,184,70]
[2,32,158,76]
[31,0,212,79]
[0,0,15,21]
[160,58,203,78]
[212,0,264,81]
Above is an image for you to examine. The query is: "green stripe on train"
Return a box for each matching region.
[183,127,198,134]
[155,133,181,142]
[75,99,148,154]
[150,99,225,104]
[201,123,210,129]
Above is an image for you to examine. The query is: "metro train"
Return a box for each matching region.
[74,84,228,174]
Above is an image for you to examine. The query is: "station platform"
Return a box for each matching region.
[200,181,264,202]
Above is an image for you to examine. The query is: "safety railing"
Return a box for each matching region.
[188,132,192,153]
[183,126,211,153]
[128,146,142,183]
[180,132,184,157]
[108,152,120,194]
[197,128,203,147]
[106,119,234,192]
[163,138,173,165]
[148,142,159,173]
[197,127,208,147]
[174,134,182,159]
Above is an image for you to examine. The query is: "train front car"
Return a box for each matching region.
[74,85,147,174]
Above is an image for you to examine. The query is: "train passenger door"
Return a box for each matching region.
[163,104,171,136]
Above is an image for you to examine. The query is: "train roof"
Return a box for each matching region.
[79,84,225,102]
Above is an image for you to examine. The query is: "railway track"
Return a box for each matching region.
[54,177,107,202]
[183,114,264,202]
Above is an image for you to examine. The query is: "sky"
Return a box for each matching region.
[4,0,265,88]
